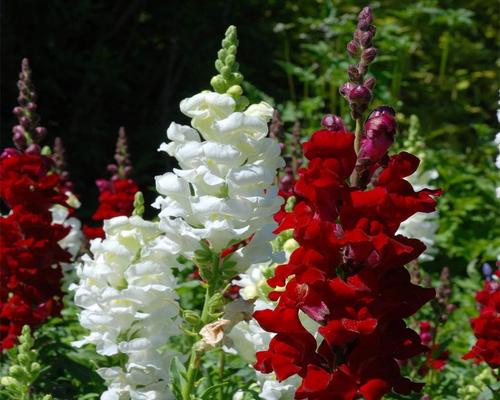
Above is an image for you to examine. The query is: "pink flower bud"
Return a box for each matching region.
[34,126,47,140]
[96,178,112,193]
[13,106,23,116]
[1,148,21,159]
[363,77,376,90]
[346,40,359,57]
[340,82,355,98]
[321,114,347,132]
[20,116,30,128]
[357,6,373,30]
[13,130,27,149]
[25,144,41,155]
[360,31,373,47]
[420,332,432,344]
[348,85,372,106]
[358,105,397,164]
[107,164,118,173]
[362,47,378,63]
[27,102,37,111]
[348,65,361,82]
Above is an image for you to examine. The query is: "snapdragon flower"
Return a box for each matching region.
[72,216,181,399]
[154,95,284,264]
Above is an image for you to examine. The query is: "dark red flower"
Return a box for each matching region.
[463,272,500,368]
[254,123,440,399]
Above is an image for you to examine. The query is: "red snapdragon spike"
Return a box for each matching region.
[463,270,500,368]
[254,123,440,399]
[0,153,71,349]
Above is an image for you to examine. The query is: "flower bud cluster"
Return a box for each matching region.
[11,59,47,153]
[72,216,182,399]
[341,7,378,119]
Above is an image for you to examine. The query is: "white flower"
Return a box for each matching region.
[154,91,284,270]
[397,169,439,261]
[50,191,84,271]
[72,216,181,399]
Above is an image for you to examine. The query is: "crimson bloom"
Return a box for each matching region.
[254,124,440,400]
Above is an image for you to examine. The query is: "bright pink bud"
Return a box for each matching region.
[321,114,347,132]
[96,178,112,193]
[34,126,47,140]
[358,105,397,164]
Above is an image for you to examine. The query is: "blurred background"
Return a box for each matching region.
[1,0,499,271]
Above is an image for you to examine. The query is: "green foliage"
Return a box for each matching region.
[0,326,52,400]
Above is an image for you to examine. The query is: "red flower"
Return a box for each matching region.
[254,126,440,399]
[83,178,139,239]
[0,153,71,349]
[463,271,500,368]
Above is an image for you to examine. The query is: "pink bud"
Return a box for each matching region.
[339,82,355,98]
[348,85,372,106]
[362,47,378,63]
[321,114,347,132]
[25,144,41,155]
[107,164,118,173]
[96,178,112,193]
[27,102,37,111]
[358,105,397,164]
[20,116,30,128]
[13,130,27,149]
[347,65,361,82]
[13,106,23,116]
[360,31,373,47]
[1,148,21,159]
[35,126,47,140]
[346,40,359,57]
[363,77,376,90]
[420,332,432,344]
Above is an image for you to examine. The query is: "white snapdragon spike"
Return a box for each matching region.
[50,191,84,270]
[153,91,284,269]
[71,216,181,400]
[397,169,439,261]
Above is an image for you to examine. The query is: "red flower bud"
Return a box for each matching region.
[340,82,355,98]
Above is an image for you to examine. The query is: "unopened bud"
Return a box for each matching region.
[346,40,359,57]
[321,114,347,132]
[348,85,372,106]
[34,126,47,140]
[363,77,376,90]
[25,144,41,155]
[360,31,373,47]
[27,102,37,111]
[362,47,378,63]
[13,106,23,116]
[357,6,373,30]
[339,82,355,98]
[20,116,30,128]
[347,65,361,82]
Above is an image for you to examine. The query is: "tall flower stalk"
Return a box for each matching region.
[253,6,441,399]
[153,26,284,399]
[83,127,139,240]
[0,59,76,349]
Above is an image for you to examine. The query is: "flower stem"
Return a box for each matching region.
[182,346,201,400]
[218,349,225,400]
[354,118,362,155]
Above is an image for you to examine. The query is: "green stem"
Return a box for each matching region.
[182,346,201,400]
[218,350,225,400]
[354,118,362,155]
[438,32,450,84]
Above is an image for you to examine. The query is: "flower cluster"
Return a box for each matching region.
[463,265,500,368]
[0,59,76,349]
[341,6,377,120]
[153,89,284,270]
[253,118,441,399]
[72,216,181,399]
[84,128,139,240]
[0,153,71,349]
